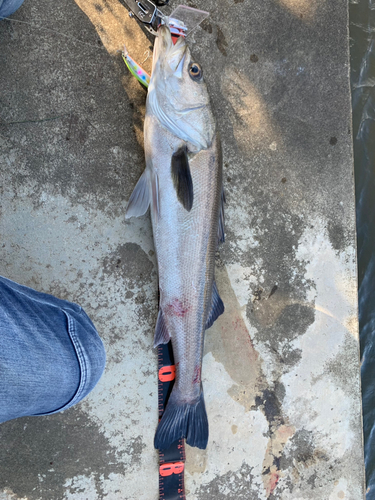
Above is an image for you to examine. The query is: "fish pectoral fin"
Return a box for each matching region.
[153,309,171,347]
[150,167,160,220]
[205,280,224,330]
[171,145,194,212]
[125,169,152,219]
[218,187,225,244]
[125,168,160,219]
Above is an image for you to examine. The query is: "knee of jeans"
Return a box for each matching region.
[85,332,106,394]
[68,308,107,401]
[88,335,106,393]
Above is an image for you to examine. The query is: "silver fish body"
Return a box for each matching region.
[126,26,224,450]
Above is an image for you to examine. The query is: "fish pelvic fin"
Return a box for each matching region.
[125,167,160,220]
[205,279,224,330]
[153,309,171,347]
[154,391,208,450]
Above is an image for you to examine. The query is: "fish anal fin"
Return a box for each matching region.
[205,280,224,330]
[171,145,194,212]
[218,187,225,244]
[153,309,171,347]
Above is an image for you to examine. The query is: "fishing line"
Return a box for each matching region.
[1,16,106,51]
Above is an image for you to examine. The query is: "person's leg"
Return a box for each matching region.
[0,0,26,18]
[0,276,106,423]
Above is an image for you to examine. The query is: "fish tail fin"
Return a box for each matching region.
[154,391,208,450]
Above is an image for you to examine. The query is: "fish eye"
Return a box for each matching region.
[188,62,203,81]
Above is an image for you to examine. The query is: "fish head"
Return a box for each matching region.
[148,25,216,151]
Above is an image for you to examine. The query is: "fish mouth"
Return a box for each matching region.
[155,25,187,73]
[157,24,174,49]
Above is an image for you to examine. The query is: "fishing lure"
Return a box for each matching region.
[122,44,150,88]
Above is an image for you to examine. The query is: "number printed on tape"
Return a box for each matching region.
[159,365,176,382]
[159,462,185,477]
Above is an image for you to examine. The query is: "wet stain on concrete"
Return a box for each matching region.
[263,303,314,345]
[0,407,126,500]
[184,445,208,474]
[122,435,147,466]
[65,113,90,146]
[204,263,302,497]
[285,429,315,464]
[278,429,333,492]
[204,265,299,498]
[205,264,264,411]
[256,388,283,428]
[327,220,346,251]
[200,19,213,34]
[102,242,157,330]
[196,462,256,499]
[249,290,315,371]
[325,332,361,397]
[103,242,155,288]
[255,383,295,496]
[268,284,278,298]
[330,136,338,145]
[216,26,228,57]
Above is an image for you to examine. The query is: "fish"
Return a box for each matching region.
[125,24,225,450]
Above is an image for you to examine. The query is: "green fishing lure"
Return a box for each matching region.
[122,45,150,88]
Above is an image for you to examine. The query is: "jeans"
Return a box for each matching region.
[0,0,25,18]
[0,276,106,423]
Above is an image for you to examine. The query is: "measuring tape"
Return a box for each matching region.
[158,341,186,499]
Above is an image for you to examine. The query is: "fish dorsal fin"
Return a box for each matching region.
[125,168,159,220]
[171,145,194,212]
[153,309,171,347]
[218,188,225,244]
[205,280,224,330]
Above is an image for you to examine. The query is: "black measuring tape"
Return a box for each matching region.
[158,342,186,500]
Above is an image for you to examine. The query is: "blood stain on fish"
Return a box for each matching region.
[165,298,189,317]
[193,366,201,385]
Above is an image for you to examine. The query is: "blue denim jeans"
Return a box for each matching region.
[0,276,106,423]
[0,0,25,18]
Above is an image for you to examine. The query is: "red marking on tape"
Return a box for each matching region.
[159,365,176,382]
[159,462,185,477]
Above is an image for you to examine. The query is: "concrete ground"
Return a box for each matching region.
[0,0,365,498]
